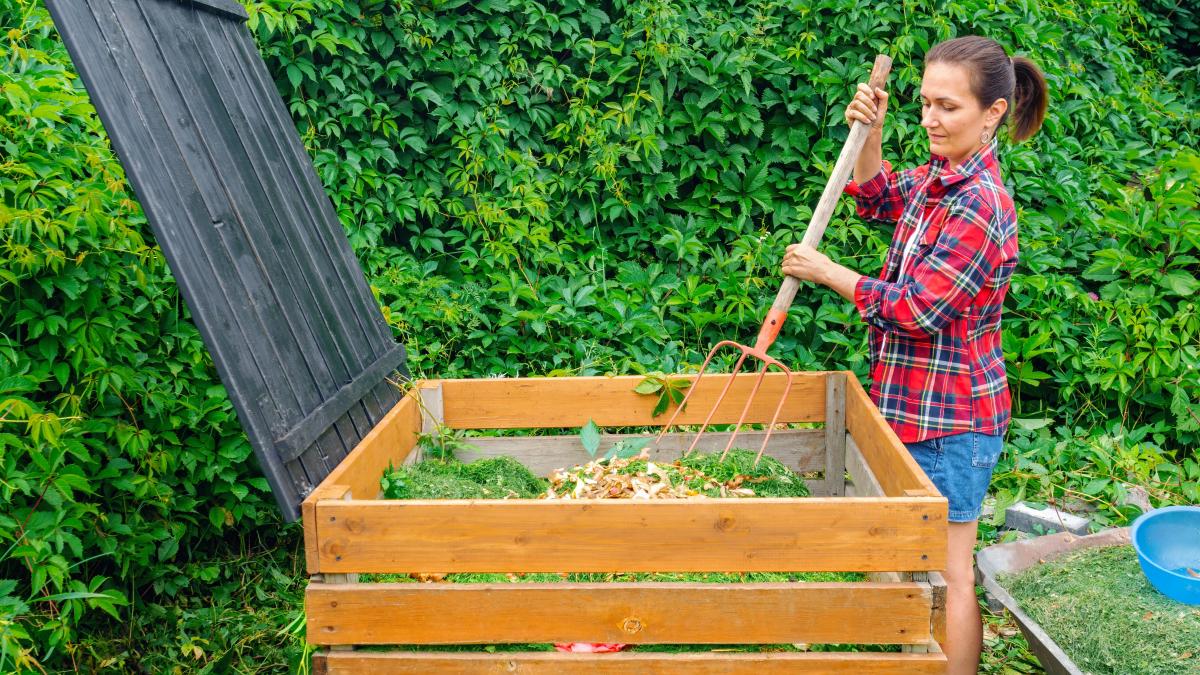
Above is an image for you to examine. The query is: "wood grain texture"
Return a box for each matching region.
[313,650,947,674]
[439,373,826,428]
[313,497,946,573]
[42,0,405,521]
[845,435,884,498]
[306,581,932,645]
[309,391,421,508]
[824,373,847,496]
[302,484,348,573]
[453,429,825,476]
[844,378,939,497]
[929,570,948,646]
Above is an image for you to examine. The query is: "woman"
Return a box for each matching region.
[782,36,1047,674]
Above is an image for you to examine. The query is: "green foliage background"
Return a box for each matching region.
[1,0,1197,669]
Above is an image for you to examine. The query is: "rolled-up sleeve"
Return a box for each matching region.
[853,190,1006,338]
[843,159,911,223]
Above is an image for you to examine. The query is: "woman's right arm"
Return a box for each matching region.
[846,81,887,184]
[842,83,907,223]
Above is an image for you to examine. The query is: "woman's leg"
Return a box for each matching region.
[944,520,982,674]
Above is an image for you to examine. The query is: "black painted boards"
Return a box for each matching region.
[44,0,409,520]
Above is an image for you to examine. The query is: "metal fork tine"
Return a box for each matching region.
[754,360,795,466]
[719,361,771,461]
[654,340,740,448]
[682,349,750,457]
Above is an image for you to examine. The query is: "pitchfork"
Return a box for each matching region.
[654,54,893,464]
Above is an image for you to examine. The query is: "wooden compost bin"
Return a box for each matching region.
[303,371,949,673]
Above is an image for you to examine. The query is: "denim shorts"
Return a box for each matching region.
[904,432,1003,522]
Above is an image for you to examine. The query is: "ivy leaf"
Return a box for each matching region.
[1162,270,1199,296]
[634,378,662,395]
[581,420,601,457]
[286,64,302,89]
[652,394,670,418]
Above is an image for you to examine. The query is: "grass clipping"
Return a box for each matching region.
[1002,545,1200,674]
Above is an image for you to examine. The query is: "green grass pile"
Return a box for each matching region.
[380,456,546,500]
[1003,545,1200,674]
[677,448,810,498]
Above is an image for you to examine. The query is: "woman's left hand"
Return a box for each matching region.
[782,243,833,284]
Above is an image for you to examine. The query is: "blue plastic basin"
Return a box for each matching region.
[1130,505,1200,605]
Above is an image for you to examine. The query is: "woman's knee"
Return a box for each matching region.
[944,521,979,586]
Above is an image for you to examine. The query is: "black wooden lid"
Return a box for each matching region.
[45,0,409,521]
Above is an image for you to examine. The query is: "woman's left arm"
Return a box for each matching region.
[782,246,862,302]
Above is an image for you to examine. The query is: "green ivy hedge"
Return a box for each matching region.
[246,0,1199,438]
[0,2,280,669]
[1,0,1198,669]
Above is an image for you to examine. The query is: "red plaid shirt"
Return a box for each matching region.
[843,139,1018,443]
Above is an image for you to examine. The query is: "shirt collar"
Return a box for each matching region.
[930,137,999,187]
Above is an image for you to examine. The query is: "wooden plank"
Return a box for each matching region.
[183,0,249,21]
[407,383,443,465]
[803,479,831,497]
[180,5,387,462]
[439,373,826,429]
[313,651,947,674]
[314,497,946,573]
[44,0,311,513]
[46,0,406,520]
[845,435,884,498]
[302,495,321,573]
[302,484,348,574]
[309,392,422,507]
[323,489,358,651]
[306,581,932,646]
[928,570,948,646]
[844,378,938,496]
[274,344,408,462]
[824,372,847,496]
[453,430,825,476]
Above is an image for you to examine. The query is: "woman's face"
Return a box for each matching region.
[920,62,1007,169]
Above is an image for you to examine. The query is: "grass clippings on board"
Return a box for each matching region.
[1003,544,1200,675]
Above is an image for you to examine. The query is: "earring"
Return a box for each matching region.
[980,128,992,143]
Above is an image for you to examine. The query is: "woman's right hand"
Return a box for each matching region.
[844,82,889,130]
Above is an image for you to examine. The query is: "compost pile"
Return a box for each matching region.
[380,449,809,500]
[544,450,809,500]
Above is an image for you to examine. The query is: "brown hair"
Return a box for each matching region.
[926,35,1048,142]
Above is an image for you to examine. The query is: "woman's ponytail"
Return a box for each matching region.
[1009,56,1047,142]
